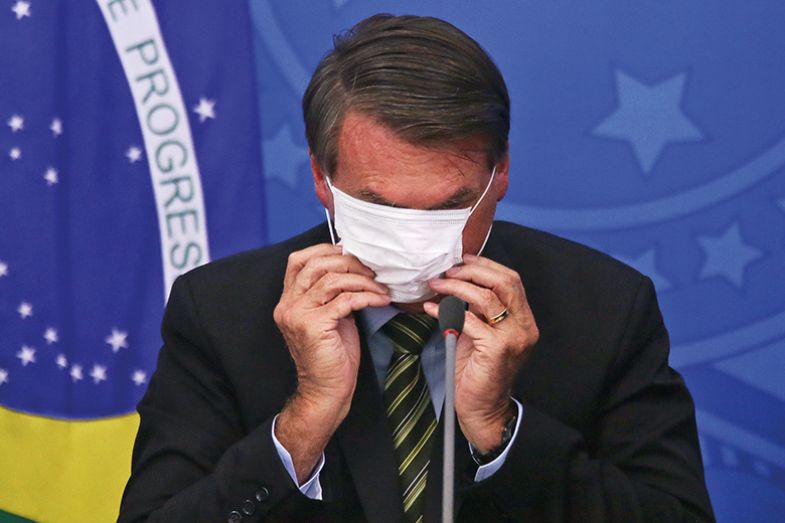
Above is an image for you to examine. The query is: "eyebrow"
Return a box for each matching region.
[356,187,476,210]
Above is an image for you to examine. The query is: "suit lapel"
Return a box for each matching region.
[336,319,405,523]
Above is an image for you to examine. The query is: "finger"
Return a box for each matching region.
[444,262,524,309]
[293,253,375,296]
[423,301,439,319]
[284,244,342,290]
[325,291,392,320]
[461,253,516,273]
[453,310,495,363]
[461,310,495,341]
[305,272,389,307]
[428,277,506,321]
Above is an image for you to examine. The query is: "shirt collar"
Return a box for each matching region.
[359,304,401,338]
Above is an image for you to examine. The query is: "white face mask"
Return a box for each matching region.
[324,167,496,303]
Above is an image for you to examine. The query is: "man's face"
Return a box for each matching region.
[312,110,509,258]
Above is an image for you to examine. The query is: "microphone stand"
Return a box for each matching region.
[438,296,465,523]
[442,327,458,523]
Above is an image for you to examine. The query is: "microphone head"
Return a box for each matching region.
[438,296,466,334]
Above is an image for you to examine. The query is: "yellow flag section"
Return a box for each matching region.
[0,406,138,523]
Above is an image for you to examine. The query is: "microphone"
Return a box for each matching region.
[438,296,466,523]
[438,295,466,337]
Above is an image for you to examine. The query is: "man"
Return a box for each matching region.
[118,14,714,523]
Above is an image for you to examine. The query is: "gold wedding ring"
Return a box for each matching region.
[487,307,510,325]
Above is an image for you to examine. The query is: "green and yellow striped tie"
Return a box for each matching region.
[382,313,438,523]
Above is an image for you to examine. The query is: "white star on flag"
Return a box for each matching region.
[9,147,21,160]
[0,369,8,385]
[126,146,142,163]
[11,1,31,20]
[56,354,68,369]
[90,364,107,384]
[105,328,129,353]
[193,97,216,122]
[7,114,24,132]
[50,117,63,136]
[17,301,33,319]
[131,369,147,386]
[70,364,83,382]
[17,346,36,366]
[44,327,59,344]
[0,261,8,277]
[44,167,59,186]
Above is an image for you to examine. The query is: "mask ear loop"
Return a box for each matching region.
[468,165,496,216]
[476,223,493,256]
[470,165,496,256]
[323,176,338,245]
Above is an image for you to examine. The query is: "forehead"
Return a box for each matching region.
[334,111,490,209]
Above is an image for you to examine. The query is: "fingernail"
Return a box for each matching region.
[446,266,460,276]
[429,279,444,287]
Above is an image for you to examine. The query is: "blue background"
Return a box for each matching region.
[250,1,785,521]
[2,1,783,521]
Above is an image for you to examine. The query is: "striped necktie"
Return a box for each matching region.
[382,313,438,523]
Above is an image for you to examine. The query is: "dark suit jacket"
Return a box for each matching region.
[118,221,714,523]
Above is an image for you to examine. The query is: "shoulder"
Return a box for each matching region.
[488,221,655,339]
[490,220,644,289]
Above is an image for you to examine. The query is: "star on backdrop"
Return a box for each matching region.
[131,369,147,386]
[11,1,30,21]
[697,222,762,288]
[0,369,8,385]
[70,364,83,383]
[262,123,308,189]
[7,114,24,132]
[193,97,216,122]
[44,167,58,186]
[43,328,58,345]
[90,365,107,384]
[105,329,128,353]
[125,146,142,163]
[16,346,36,366]
[593,70,704,174]
[9,147,21,160]
[0,261,8,277]
[56,354,68,369]
[49,117,62,137]
[17,302,32,319]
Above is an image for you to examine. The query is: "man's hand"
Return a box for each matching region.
[425,254,539,453]
[273,243,390,482]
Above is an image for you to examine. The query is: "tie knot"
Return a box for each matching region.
[382,313,437,356]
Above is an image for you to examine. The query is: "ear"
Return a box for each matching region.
[494,150,510,201]
[310,152,333,211]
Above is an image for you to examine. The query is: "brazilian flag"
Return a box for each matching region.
[0,1,266,520]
